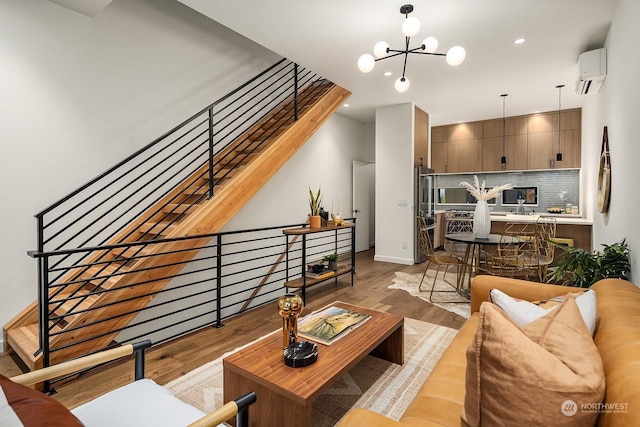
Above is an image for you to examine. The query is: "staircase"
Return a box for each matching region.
[4,64,351,370]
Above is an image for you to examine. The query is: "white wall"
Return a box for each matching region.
[374,103,415,265]
[225,113,367,229]
[581,0,640,281]
[0,0,367,352]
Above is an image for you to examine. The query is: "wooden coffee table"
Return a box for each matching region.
[223,301,404,427]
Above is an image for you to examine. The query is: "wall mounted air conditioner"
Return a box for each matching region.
[575,48,607,95]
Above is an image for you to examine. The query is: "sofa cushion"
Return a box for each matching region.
[462,295,605,426]
[0,374,83,427]
[489,288,597,335]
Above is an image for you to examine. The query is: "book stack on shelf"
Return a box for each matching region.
[306,265,335,280]
[297,305,371,345]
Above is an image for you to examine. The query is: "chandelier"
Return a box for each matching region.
[357,4,466,93]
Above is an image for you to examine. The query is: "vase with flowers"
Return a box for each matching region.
[460,176,513,238]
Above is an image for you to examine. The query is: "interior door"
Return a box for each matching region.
[352,161,374,252]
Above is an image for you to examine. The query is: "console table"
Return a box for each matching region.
[282,223,356,303]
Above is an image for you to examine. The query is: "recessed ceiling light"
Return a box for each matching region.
[384,71,392,77]
[343,103,349,107]
[513,38,526,45]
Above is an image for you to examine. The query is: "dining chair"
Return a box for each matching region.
[535,216,557,281]
[488,222,540,281]
[443,211,474,261]
[417,216,467,302]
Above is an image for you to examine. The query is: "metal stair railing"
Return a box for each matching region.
[34,59,331,259]
[28,219,356,392]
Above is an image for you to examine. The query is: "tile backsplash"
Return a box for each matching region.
[434,169,580,214]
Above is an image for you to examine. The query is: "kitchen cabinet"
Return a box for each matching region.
[430,108,581,172]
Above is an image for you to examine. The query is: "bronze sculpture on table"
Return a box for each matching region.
[277,293,318,367]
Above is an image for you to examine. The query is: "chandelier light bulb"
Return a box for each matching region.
[373,41,390,58]
[357,53,375,73]
[402,16,420,37]
[446,46,466,66]
[422,36,438,53]
[395,77,410,92]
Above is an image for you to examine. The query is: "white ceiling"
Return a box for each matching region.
[181,0,617,126]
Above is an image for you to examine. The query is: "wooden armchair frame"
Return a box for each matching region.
[10,341,256,427]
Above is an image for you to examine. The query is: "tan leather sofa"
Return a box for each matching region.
[338,276,640,427]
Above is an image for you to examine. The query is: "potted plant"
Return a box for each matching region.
[546,239,630,288]
[323,252,339,271]
[308,186,323,229]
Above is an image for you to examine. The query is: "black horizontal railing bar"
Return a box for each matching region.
[48,273,218,322]
[211,68,323,162]
[50,256,288,340]
[211,60,292,124]
[46,136,209,252]
[48,271,219,325]
[35,58,288,218]
[45,230,336,323]
[43,117,209,235]
[31,221,313,258]
[211,64,292,133]
[45,141,209,277]
[49,280,219,336]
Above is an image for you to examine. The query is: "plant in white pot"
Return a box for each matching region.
[460,176,513,238]
[308,186,323,229]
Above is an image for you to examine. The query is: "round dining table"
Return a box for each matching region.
[444,233,504,292]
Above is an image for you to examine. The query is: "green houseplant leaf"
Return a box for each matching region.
[308,186,322,216]
[546,239,630,288]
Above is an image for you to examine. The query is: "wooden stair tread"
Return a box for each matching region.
[163,203,200,214]
[6,324,41,370]
[138,221,179,235]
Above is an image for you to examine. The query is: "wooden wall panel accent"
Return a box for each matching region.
[414,107,429,167]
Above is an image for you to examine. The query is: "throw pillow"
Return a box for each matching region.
[462,296,605,427]
[0,374,83,426]
[490,288,597,335]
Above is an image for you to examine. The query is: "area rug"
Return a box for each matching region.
[165,318,457,426]
[388,271,471,319]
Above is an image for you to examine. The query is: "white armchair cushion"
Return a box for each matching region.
[71,379,209,427]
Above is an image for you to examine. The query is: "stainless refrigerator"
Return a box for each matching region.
[415,166,436,263]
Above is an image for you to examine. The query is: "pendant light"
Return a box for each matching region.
[556,84,564,162]
[500,94,508,170]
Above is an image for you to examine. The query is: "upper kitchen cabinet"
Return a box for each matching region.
[527,109,581,169]
[430,108,581,172]
[431,122,483,173]
[482,118,528,171]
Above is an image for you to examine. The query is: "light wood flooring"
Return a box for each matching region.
[0,249,467,409]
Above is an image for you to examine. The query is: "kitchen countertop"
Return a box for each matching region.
[434,210,592,225]
[490,213,592,225]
